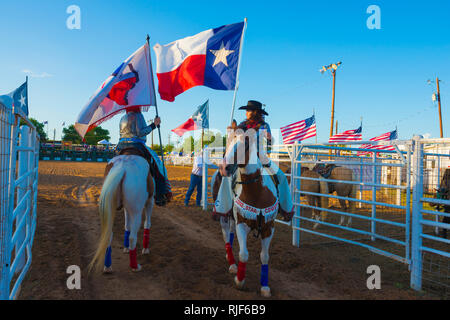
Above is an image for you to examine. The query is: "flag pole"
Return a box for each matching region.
[146,35,166,174]
[229,18,248,126]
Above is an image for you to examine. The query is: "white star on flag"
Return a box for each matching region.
[193,113,203,122]
[209,42,235,67]
[19,94,26,107]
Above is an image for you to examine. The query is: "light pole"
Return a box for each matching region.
[320,61,342,138]
[428,77,444,138]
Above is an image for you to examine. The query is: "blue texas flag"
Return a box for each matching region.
[192,100,209,129]
[0,81,28,115]
[11,81,28,116]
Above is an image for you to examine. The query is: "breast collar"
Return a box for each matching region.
[234,197,279,222]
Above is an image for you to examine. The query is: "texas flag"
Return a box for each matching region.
[75,43,155,139]
[171,100,209,136]
[153,21,245,102]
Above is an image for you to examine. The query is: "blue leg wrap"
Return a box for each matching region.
[104,246,112,268]
[260,264,269,287]
[230,233,234,248]
[124,230,130,248]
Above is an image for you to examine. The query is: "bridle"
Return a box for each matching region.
[235,173,261,185]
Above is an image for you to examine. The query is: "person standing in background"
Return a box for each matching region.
[184,151,204,206]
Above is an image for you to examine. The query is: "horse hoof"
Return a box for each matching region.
[123,248,129,253]
[261,286,271,298]
[142,248,150,255]
[234,276,245,289]
[103,266,113,274]
[229,264,237,274]
[131,264,142,272]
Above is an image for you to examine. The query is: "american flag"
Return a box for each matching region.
[357,129,398,155]
[328,126,362,143]
[280,115,316,144]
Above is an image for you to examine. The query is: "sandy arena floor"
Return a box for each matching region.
[18,161,439,300]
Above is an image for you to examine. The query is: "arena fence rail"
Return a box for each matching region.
[0,103,39,300]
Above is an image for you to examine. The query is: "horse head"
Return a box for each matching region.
[219,128,262,177]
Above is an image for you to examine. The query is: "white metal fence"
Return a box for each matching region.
[201,137,450,296]
[0,102,39,300]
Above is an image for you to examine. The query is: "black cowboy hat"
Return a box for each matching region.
[238,100,268,116]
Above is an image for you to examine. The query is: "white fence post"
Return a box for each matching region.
[410,135,424,291]
[371,152,377,241]
[15,126,30,272]
[202,147,208,211]
[0,103,13,300]
[292,143,301,247]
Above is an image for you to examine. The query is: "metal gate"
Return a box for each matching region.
[410,137,450,295]
[290,140,413,265]
[0,102,39,300]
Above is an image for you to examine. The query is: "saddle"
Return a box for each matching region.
[118,145,169,206]
[313,163,338,194]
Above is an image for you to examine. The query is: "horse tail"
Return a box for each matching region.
[88,162,125,272]
[319,178,329,221]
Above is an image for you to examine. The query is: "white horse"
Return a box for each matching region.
[217,129,293,297]
[89,155,154,273]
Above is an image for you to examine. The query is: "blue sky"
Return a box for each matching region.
[1,0,449,145]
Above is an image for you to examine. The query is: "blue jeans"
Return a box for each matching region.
[185,174,202,206]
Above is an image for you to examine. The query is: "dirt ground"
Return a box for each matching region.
[18,160,441,300]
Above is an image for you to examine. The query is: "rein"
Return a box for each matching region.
[235,173,261,185]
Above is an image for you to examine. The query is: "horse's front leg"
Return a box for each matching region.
[234,221,250,289]
[338,198,347,226]
[142,197,154,254]
[221,216,237,274]
[260,227,274,297]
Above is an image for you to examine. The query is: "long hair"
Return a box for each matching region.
[248,110,264,123]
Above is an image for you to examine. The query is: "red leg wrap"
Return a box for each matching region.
[225,243,235,265]
[129,248,138,269]
[237,262,247,281]
[143,229,150,249]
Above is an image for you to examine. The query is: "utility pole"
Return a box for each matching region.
[436,77,443,138]
[320,61,342,138]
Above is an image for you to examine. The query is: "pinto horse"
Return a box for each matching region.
[88,154,154,273]
[218,129,293,297]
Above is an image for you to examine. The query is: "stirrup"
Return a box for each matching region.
[155,194,167,206]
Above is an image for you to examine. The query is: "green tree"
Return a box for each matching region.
[20,118,47,141]
[164,144,174,154]
[85,126,110,145]
[182,136,195,154]
[62,125,110,145]
[62,125,82,144]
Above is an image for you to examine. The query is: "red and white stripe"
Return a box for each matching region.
[358,132,396,155]
[280,120,316,144]
[329,129,362,143]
